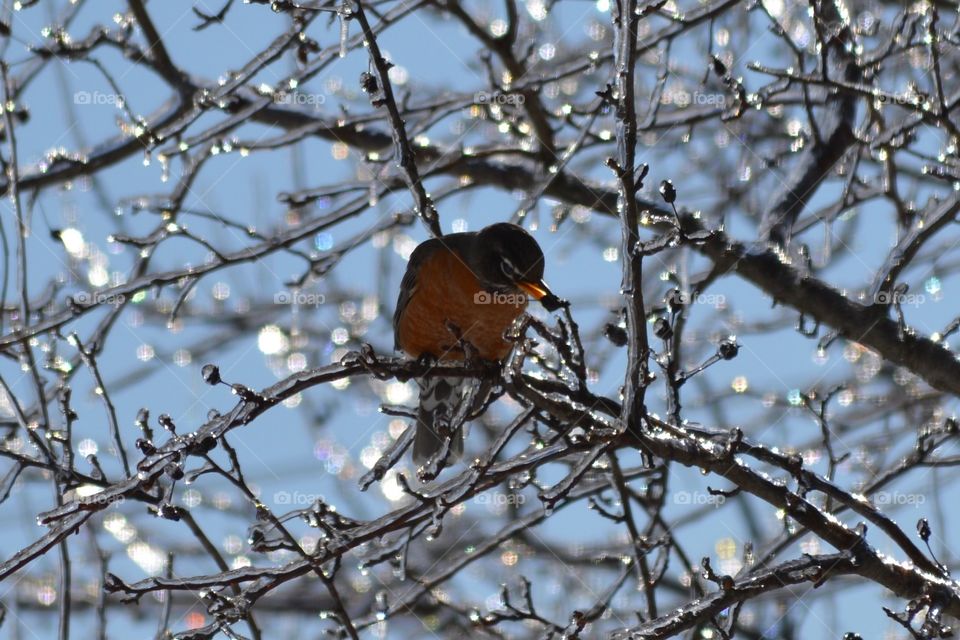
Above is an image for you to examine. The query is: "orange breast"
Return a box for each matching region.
[397,248,527,361]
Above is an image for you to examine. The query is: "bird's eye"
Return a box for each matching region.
[500,257,518,279]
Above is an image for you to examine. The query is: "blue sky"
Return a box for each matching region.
[0,0,955,637]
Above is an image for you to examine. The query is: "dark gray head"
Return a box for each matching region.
[468,223,555,303]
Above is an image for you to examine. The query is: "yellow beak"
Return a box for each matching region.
[517,280,551,300]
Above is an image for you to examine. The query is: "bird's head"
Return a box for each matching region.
[472,223,563,310]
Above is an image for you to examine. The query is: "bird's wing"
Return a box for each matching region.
[393,237,445,351]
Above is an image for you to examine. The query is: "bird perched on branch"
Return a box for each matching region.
[394,222,561,476]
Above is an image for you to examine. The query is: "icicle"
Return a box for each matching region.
[338,4,351,58]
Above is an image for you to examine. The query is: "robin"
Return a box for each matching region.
[393,222,561,470]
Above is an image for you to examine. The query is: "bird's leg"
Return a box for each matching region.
[443,319,481,365]
[462,340,481,367]
[402,352,438,388]
[414,351,437,368]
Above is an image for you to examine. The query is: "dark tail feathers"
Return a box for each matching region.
[412,376,493,470]
[412,376,466,466]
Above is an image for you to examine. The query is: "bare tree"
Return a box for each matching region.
[1,0,959,637]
